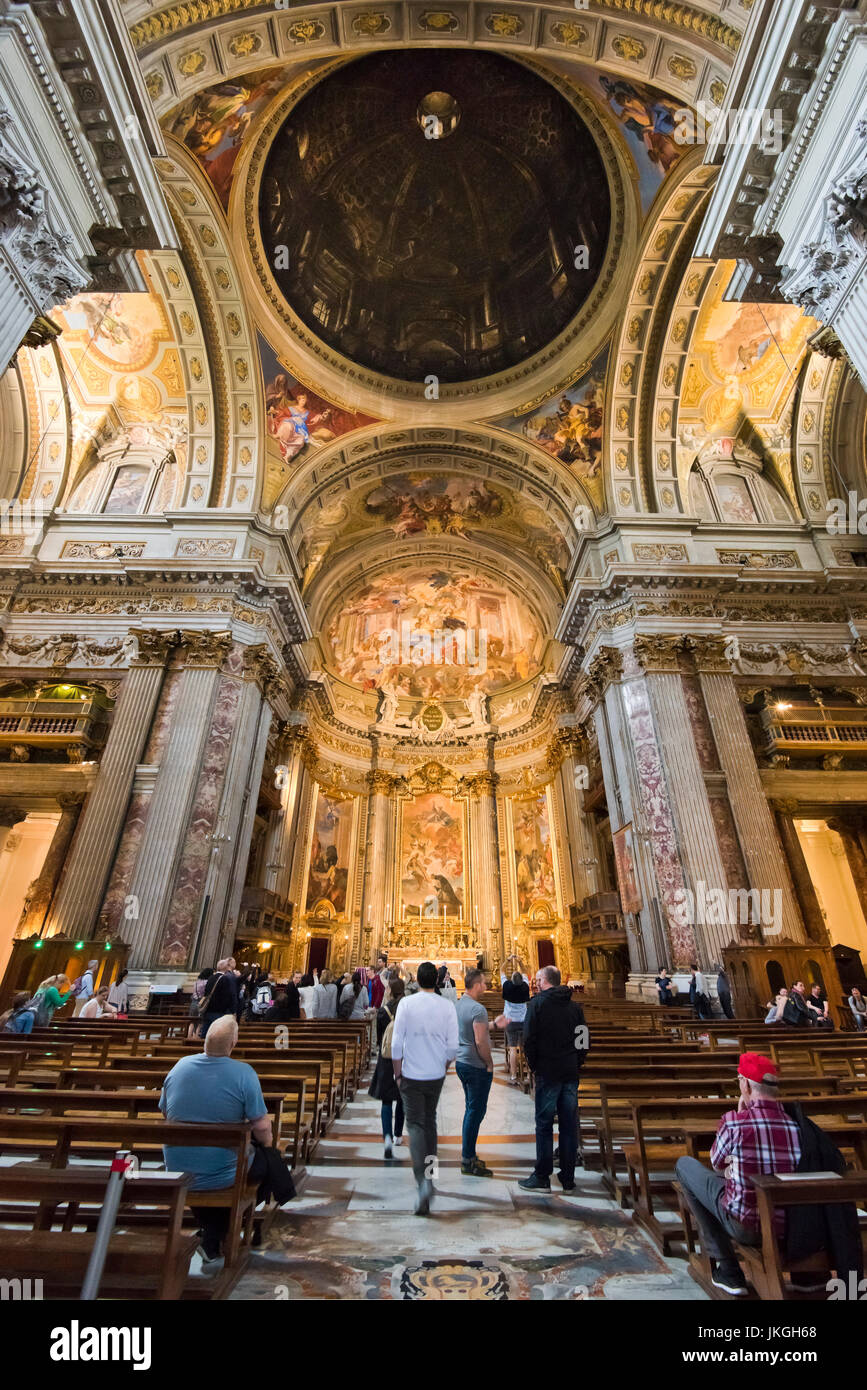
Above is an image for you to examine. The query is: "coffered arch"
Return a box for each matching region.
[605,147,715,518]
[131,0,740,125]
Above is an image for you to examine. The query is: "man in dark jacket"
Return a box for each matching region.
[200,957,241,1038]
[518,966,587,1194]
[716,965,734,1020]
[783,980,811,1027]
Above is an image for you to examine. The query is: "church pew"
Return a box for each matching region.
[677,1170,867,1300]
[59,1061,319,1162]
[116,1050,332,1147]
[0,1167,198,1300]
[0,1073,307,1173]
[0,1114,257,1268]
[45,1073,309,1170]
[145,1037,350,1119]
[241,1020,368,1090]
[589,1074,844,1201]
[624,1092,867,1253]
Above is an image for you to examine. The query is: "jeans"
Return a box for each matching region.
[675,1156,759,1266]
[381,1094,405,1140]
[399,1076,444,1185]
[853,1012,866,1032]
[456,1063,493,1162]
[534,1077,579,1183]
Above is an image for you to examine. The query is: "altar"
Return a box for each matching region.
[385,945,481,988]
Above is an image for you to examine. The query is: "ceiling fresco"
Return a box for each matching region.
[489,345,607,508]
[39,259,188,512]
[258,49,612,384]
[325,564,546,701]
[294,465,572,597]
[259,331,378,510]
[164,66,296,208]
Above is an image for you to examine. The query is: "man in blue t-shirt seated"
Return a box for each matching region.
[160,1014,294,1265]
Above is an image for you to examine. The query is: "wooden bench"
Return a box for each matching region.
[0,1114,257,1268]
[677,1170,867,1299]
[625,1092,867,1252]
[0,1167,197,1299]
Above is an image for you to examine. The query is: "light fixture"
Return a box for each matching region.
[258,941,273,951]
[774,702,793,713]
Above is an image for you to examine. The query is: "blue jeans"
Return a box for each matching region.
[381,1095,404,1140]
[456,1062,493,1162]
[534,1078,579,1183]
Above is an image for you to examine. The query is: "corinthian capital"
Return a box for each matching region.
[583,646,624,704]
[684,635,732,674]
[128,627,180,668]
[177,629,233,669]
[632,634,684,674]
[242,643,281,695]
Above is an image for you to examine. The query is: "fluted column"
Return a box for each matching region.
[123,631,232,968]
[19,793,84,936]
[695,642,804,943]
[46,630,178,938]
[362,770,394,956]
[274,724,316,904]
[771,800,829,945]
[465,769,501,966]
[195,647,279,967]
[554,730,600,907]
[636,639,733,968]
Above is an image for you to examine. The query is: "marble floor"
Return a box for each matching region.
[231,1068,709,1301]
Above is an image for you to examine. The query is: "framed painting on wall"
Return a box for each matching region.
[612,823,642,914]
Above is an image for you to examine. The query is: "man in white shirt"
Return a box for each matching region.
[391,959,459,1215]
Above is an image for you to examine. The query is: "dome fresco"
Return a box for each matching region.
[259,49,611,383]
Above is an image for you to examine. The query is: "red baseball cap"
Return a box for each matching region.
[738,1052,779,1086]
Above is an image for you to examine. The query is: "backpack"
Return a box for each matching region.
[252,983,272,1016]
[69,971,91,999]
[380,1003,397,1059]
[338,988,356,1021]
[28,992,53,1028]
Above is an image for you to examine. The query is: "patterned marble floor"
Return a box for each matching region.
[231,1068,710,1301]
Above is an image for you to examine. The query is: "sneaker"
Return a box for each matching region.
[384,1136,393,1159]
[394,1135,404,1147]
[558,1173,576,1192]
[508,1077,519,1086]
[711,1263,748,1296]
[196,1243,223,1270]
[518,1173,551,1192]
[461,1158,494,1177]
[414,1178,433,1216]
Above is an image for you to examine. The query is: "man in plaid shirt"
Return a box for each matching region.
[675,1052,801,1295]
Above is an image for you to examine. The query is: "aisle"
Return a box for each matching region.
[232,1068,708,1301]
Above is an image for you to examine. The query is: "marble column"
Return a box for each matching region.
[222,702,276,935]
[362,769,394,958]
[555,730,600,907]
[464,768,501,967]
[18,793,84,936]
[637,638,734,969]
[695,641,804,943]
[123,630,232,969]
[275,724,316,905]
[46,629,178,939]
[771,801,829,945]
[194,646,279,968]
[590,645,693,972]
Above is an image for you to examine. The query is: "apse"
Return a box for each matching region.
[259,49,611,383]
